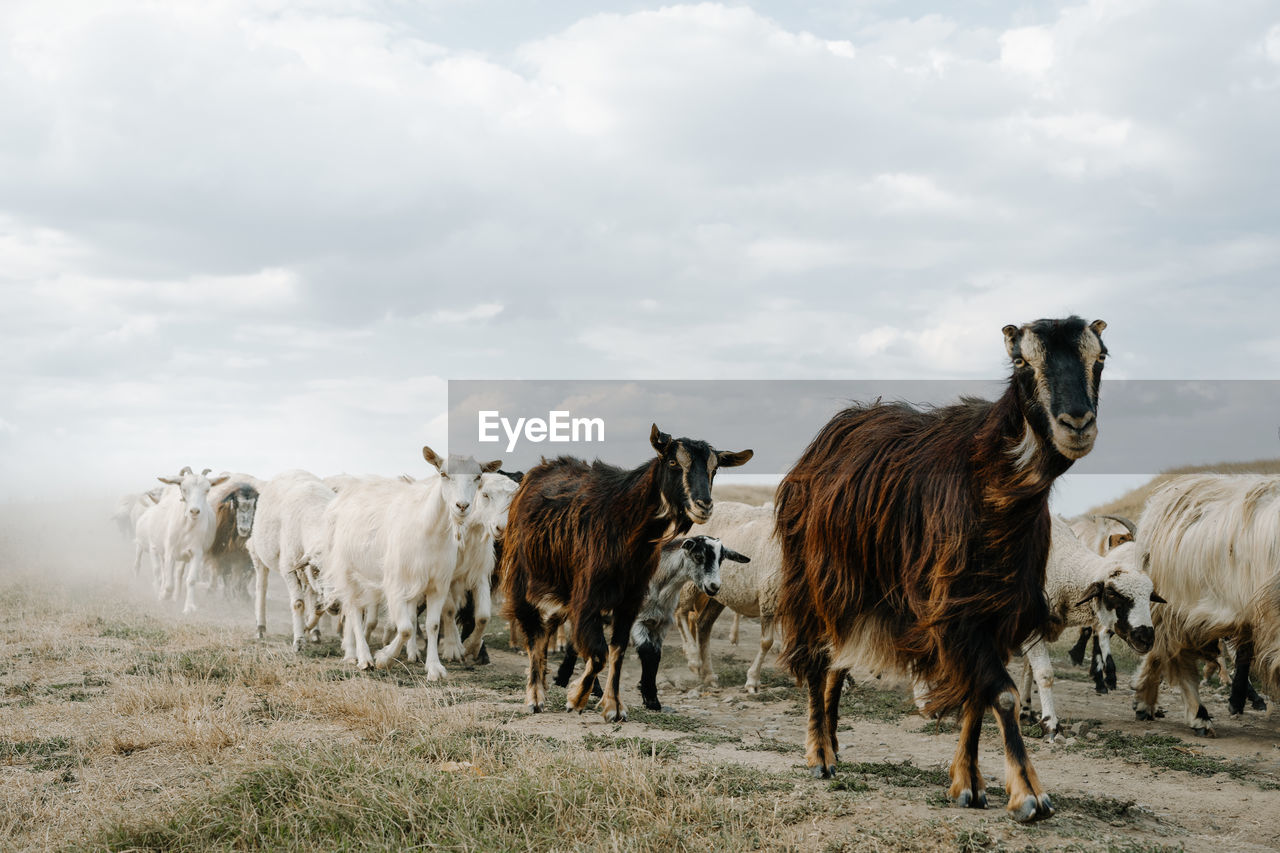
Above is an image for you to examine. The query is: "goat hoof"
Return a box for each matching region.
[1229,702,1244,717]
[745,684,760,694]
[1252,697,1268,711]
[309,629,321,643]
[809,765,832,780]
[1094,684,1109,695]
[357,659,373,671]
[292,639,304,654]
[256,625,266,640]
[1192,725,1216,738]
[643,700,662,712]
[1135,709,1154,721]
[1155,708,1165,718]
[425,664,447,682]
[528,703,542,714]
[1036,794,1055,819]
[1009,796,1045,824]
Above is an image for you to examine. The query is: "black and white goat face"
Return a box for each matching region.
[650,424,753,526]
[1004,316,1107,461]
[1075,547,1165,655]
[676,535,749,597]
[423,446,502,527]
[233,493,257,537]
[159,467,227,522]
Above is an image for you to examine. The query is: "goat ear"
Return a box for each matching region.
[422,446,444,471]
[1150,591,1167,604]
[680,538,697,552]
[1090,319,1107,337]
[158,476,180,485]
[1107,532,1133,550]
[1002,324,1021,359]
[481,459,503,473]
[650,424,672,454]
[1073,580,1104,608]
[722,546,750,563]
[717,448,753,468]
[208,475,229,487]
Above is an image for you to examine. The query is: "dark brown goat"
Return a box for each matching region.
[501,424,751,722]
[774,317,1107,824]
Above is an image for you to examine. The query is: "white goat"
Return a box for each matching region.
[115,488,163,541]
[438,472,521,664]
[1134,474,1280,736]
[1015,516,1161,738]
[675,501,781,693]
[133,487,175,586]
[247,470,337,650]
[152,467,228,614]
[322,447,500,679]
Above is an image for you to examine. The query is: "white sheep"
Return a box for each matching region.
[322,447,500,679]
[675,500,781,693]
[247,470,337,650]
[151,467,229,614]
[1014,515,1161,738]
[1133,474,1280,736]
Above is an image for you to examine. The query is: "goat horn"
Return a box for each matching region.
[179,466,193,476]
[201,468,212,476]
[1098,514,1137,538]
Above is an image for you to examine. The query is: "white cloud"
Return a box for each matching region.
[1,1,1279,499]
[429,303,505,324]
[1000,26,1055,75]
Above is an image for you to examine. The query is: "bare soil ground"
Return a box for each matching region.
[2,502,1278,851]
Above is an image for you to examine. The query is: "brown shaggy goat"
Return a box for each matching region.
[774,316,1107,824]
[501,424,752,722]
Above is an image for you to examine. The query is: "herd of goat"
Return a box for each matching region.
[111,316,1280,824]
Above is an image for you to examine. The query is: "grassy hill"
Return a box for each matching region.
[1086,458,1280,520]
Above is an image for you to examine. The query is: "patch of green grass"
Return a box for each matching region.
[713,655,793,691]
[826,777,871,793]
[838,680,913,722]
[581,733,682,761]
[674,732,741,747]
[99,620,169,645]
[1052,793,1138,824]
[741,736,796,755]
[841,760,949,788]
[97,736,789,851]
[1071,729,1280,789]
[627,707,705,733]
[0,736,79,771]
[684,762,794,796]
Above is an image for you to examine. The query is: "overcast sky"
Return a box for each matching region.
[2,1,1278,511]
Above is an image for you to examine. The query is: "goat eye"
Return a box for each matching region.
[668,459,679,468]
[1013,358,1026,368]
[1097,353,1107,362]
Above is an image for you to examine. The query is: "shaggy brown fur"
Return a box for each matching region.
[501,424,751,722]
[774,316,1106,824]
[209,485,258,601]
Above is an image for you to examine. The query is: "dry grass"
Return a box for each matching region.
[1086,457,1280,519]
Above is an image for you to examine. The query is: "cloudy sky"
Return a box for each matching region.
[2,1,1278,509]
